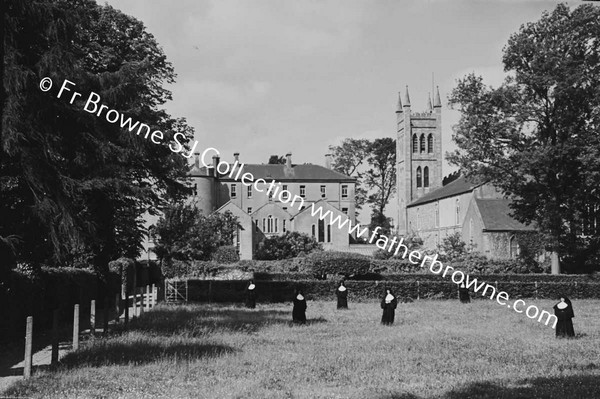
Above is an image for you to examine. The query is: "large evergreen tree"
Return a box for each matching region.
[1,0,193,275]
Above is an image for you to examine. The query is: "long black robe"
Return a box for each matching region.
[553,299,575,338]
[380,296,397,325]
[459,286,470,303]
[245,285,256,309]
[292,296,307,324]
[336,287,348,309]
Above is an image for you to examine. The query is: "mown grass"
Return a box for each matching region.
[3,299,600,399]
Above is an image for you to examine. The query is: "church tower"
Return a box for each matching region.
[396,86,443,235]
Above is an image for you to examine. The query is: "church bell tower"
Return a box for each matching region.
[396,86,443,235]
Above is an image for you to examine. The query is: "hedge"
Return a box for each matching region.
[0,267,120,343]
[174,278,600,303]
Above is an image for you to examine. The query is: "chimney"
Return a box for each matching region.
[194,152,200,168]
[286,152,292,168]
[233,152,239,162]
[325,154,333,169]
[212,155,220,177]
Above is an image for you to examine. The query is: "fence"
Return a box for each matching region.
[16,284,158,379]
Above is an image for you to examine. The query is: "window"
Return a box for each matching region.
[230,184,237,198]
[469,218,474,250]
[342,207,348,215]
[320,185,326,198]
[267,215,273,233]
[274,217,279,233]
[509,235,520,259]
[424,166,429,188]
[283,207,287,211]
[428,134,434,153]
[341,185,348,199]
[247,207,252,214]
[318,219,325,242]
[420,134,425,153]
[282,185,289,199]
[416,167,422,188]
[262,218,266,231]
[283,220,287,232]
[455,198,460,225]
[300,185,306,198]
[247,185,252,198]
[255,221,258,232]
[327,225,331,243]
[311,224,316,237]
[412,134,418,153]
[268,190,273,200]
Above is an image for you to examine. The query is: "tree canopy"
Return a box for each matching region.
[1,0,194,275]
[448,4,600,273]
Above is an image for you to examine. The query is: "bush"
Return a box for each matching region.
[211,246,240,264]
[256,231,322,260]
[307,251,371,278]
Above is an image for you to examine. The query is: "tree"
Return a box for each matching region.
[2,0,194,274]
[447,4,600,274]
[328,139,371,212]
[255,231,322,260]
[268,155,286,164]
[151,203,239,263]
[365,138,396,234]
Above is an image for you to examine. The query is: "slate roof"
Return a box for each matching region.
[476,198,535,231]
[190,164,354,182]
[408,175,483,207]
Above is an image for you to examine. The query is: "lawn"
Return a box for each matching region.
[3,299,600,399]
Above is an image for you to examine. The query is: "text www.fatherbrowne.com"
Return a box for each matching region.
[310,203,558,329]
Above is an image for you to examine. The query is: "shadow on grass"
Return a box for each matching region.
[58,341,235,368]
[441,374,600,399]
[117,305,294,336]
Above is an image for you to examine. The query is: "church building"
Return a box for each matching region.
[395,86,534,259]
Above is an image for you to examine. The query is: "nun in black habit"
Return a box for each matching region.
[245,280,256,309]
[336,281,348,309]
[553,296,575,338]
[292,289,307,324]
[380,288,398,325]
[459,282,470,303]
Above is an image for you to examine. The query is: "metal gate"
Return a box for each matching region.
[165,279,188,303]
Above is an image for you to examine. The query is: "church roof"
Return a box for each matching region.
[476,198,535,231]
[408,175,482,207]
[215,164,355,182]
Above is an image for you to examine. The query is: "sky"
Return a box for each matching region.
[100,0,581,223]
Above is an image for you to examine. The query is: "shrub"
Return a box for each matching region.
[211,245,240,264]
[308,251,371,278]
[255,231,322,260]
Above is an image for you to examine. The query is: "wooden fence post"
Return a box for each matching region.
[90,299,96,336]
[139,286,145,315]
[103,297,109,335]
[152,284,156,307]
[51,309,59,365]
[124,287,129,326]
[24,316,33,379]
[73,304,80,351]
[132,288,138,318]
[417,281,420,300]
[145,285,150,310]
[115,293,120,324]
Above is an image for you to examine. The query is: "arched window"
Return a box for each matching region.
[416,167,422,188]
[267,215,273,233]
[427,134,434,153]
[311,224,316,237]
[327,225,331,243]
[469,218,474,250]
[274,217,278,233]
[412,135,418,153]
[420,134,426,153]
[509,235,520,259]
[424,166,429,187]
[455,199,460,225]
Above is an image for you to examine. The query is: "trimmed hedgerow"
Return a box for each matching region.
[211,245,240,264]
[0,267,119,343]
[307,251,372,278]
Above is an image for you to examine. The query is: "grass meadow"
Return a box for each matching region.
[3,299,600,399]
